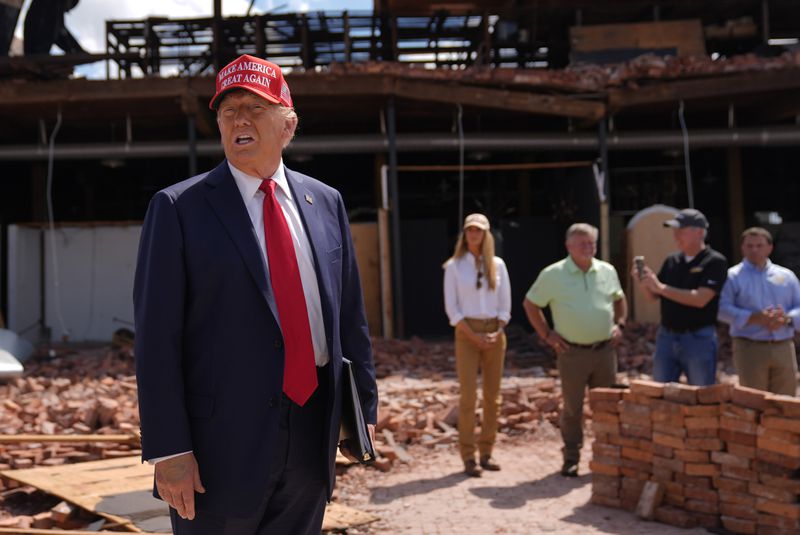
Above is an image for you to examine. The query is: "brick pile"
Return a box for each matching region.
[590,380,800,533]
[372,376,563,470]
[0,350,141,472]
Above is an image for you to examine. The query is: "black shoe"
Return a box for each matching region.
[464,459,482,477]
[480,455,501,471]
[560,461,578,477]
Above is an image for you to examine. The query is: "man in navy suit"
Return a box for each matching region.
[133,54,377,534]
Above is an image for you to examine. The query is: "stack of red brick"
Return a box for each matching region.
[589,380,800,534]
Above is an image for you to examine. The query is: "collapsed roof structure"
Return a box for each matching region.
[0,0,799,338]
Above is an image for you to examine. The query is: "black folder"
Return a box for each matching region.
[339,358,376,464]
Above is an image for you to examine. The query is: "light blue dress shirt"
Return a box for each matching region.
[718,259,800,341]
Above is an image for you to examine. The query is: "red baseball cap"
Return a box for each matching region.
[209,54,293,110]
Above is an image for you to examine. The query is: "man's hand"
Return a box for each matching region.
[611,324,624,346]
[339,424,376,463]
[747,310,772,328]
[765,306,788,332]
[155,452,205,520]
[640,268,665,295]
[544,330,570,355]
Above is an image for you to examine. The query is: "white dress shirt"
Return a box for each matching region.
[229,160,329,367]
[148,160,330,465]
[443,254,512,327]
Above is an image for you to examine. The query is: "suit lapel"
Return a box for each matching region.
[203,161,280,322]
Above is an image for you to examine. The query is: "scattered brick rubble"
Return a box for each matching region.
[0,325,797,529]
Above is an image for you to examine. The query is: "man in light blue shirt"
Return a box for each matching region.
[719,227,800,395]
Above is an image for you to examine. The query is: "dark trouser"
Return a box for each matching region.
[653,326,717,386]
[171,366,330,535]
[558,344,616,464]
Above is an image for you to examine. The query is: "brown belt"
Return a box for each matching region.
[464,317,499,332]
[568,339,612,350]
[733,337,792,345]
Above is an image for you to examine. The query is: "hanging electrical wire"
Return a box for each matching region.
[46,107,71,340]
[457,103,464,226]
[678,100,695,208]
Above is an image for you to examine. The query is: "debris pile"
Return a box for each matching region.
[371,375,564,470]
[0,348,140,473]
[327,51,800,93]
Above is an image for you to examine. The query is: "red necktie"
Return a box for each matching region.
[259,179,317,406]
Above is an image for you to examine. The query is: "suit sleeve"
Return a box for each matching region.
[335,192,378,423]
[133,191,194,461]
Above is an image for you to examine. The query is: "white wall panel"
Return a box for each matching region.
[43,225,141,342]
[7,225,42,343]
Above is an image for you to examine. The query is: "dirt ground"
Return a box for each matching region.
[335,429,708,535]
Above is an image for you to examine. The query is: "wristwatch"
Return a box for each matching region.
[786,316,794,328]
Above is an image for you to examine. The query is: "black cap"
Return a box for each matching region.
[663,208,709,229]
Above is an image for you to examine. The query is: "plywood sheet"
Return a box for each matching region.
[351,222,381,336]
[626,205,680,323]
[2,456,377,533]
[1,456,165,533]
[571,19,706,58]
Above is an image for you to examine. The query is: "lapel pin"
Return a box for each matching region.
[304,194,313,205]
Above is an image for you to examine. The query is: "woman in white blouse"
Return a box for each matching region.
[443,213,512,477]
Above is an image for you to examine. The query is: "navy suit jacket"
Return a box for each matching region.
[133,160,377,517]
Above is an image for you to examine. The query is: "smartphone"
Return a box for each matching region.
[634,256,645,279]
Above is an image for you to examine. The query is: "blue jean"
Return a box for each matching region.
[653,326,717,386]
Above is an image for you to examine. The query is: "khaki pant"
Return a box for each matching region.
[455,318,506,462]
[733,338,797,396]
[558,344,616,463]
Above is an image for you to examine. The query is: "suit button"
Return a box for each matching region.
[268,397,278,408]
[274,339,282,350]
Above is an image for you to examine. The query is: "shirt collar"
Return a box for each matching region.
[566,255,596,273]
[228,159,293,201]
[743,258,772,272]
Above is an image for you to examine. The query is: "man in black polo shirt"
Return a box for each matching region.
[632,208,728,385]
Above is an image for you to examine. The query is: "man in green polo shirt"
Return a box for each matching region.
[523,223,626,477]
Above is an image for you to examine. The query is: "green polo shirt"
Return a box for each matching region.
[526,256,624,344]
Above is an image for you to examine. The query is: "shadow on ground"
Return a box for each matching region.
[468,471,590,509]
[560,501,708,535]
[368,471,468,504]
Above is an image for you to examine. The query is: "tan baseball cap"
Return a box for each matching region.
[463,213,490,231]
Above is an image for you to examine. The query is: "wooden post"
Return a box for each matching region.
[255,15,265,58]
[213,0,222,71]
[378,207,394,339]
[343,11,351,63]
[728,147,745,263]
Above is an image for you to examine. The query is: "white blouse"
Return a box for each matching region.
[443,254,512,327]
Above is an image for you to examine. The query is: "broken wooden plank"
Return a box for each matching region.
[381,429,413,464]
[2,455,377,533]
[608,68,800,112]
[393,78,606,121]
[0,529,169,534]
[0,434,138,444]
[321,502,378,532]
[1,457,152,532]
